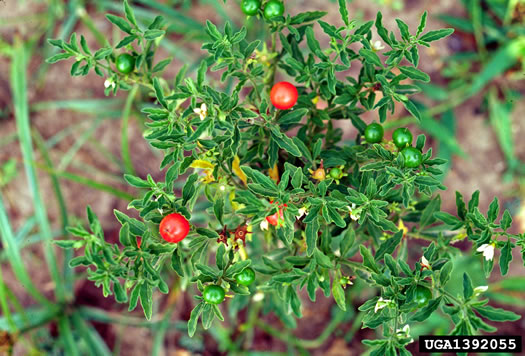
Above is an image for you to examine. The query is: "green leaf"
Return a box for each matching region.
[499,238,512,276]
[289,11,327,25]
[195,227,219,239]
[93,47,113,60]
[416,11,428,36]
[398,66,430,83]
[395,19,410,41]
[278,108,308,126]
[326,205,346,228]
[153,77,167,108]
[123,0,139,28]
[439,261,453,286]
[305,27,327,60]
[106,14,133,34]
[359,49,382,67]
[171,248,184,277]
[197,60,207,89]
[487,197,499,223]
[119,223,131,246]
[359,245,379,273]
[139,283,153,320]
[402,99,421,121]
[241,166,278,191]
[188,302,204,337]
[226,260,251,278]
[434,212,462,227]
[114,210,146,236]
[338,0,349,26]
[188,118,213,142]
[411,297,442,322]
[144,29,165,40]
[46,52,74,63]
[420,196,441,228]
[500,210,512,231]
[113,281,128,303]
[271,132,302,157]
[332,282,346,311]
[152,58,173,73]
[213,197,224,225]
[182,173,199,205]
[128,282,141,311]
[305,218,319,257]
[463,273,473,300]
[124,174,151,188]
[374,231,403,261]
[419,28,454,42]
[314,248,332,268]
[474,305,521,322]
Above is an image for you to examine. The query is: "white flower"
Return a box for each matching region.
[347,204,360,221]
[259,219,269,231]
[374,297,392,313]
[396,324,410,335]
[219,184,226,191]
[104,78,115,89]
[474,285,488,296]
[193,103,207,120]
[421,256,431,270]
[396,324,414,343]
[296,207,308,219]
[476,244,495,261]
[372,40,385,51]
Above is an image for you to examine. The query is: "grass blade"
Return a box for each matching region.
[11,38,65,301]
[122,85,139,175]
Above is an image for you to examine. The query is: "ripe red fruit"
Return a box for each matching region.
[159,213,190,243]
[270,81,298,110]
[266,202,287,226]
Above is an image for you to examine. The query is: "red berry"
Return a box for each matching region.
[159,213,190,243]
[266,208,284,226]
[270,81,298,110]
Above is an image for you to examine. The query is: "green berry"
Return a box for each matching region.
[401,147,423,168]
[203,285,225,304]
[364,123,384,144]
[413,285,432,308]
[115,53,135,74]
[241,0,261,16]
[263,0,284,19]
[235,267,256,286]
[392,128,413,149]
[329,168,342,179]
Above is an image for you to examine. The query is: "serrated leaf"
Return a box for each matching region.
[499,238,512,276]
[338,0,349,26]
[188,302,204,337]
[474,305,521,322]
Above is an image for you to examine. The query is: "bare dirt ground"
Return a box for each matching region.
[1,0,524,355]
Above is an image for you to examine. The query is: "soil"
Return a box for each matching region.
[0,0,524,355]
